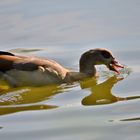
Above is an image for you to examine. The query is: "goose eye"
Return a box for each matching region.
[101,51,111,59]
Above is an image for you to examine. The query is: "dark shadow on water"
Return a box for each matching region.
[80,76,140,106]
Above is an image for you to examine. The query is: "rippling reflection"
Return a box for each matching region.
[0,75,140,116]
[80,76,140,105]
[0,84,62,115]
[0,104,57,116]
[120,117,140,122]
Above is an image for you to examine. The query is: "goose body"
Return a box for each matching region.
[0,49,124,87]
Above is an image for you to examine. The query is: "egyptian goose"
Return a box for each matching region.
[0,48,124,86]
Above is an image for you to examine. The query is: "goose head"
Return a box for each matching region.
[79,48,124,76]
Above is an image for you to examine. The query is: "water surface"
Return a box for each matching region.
[0,0,140,140]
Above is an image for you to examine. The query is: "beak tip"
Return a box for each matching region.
[109,60,124,74]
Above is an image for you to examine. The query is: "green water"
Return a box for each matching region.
[0,0,140,140]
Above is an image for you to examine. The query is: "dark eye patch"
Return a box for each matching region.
[101,50,111,59]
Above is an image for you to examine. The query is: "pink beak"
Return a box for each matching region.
[108,59,124,74]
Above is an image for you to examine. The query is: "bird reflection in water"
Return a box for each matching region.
[0,76,140,115]
[80,76,140,106]
[0,83,61,115]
